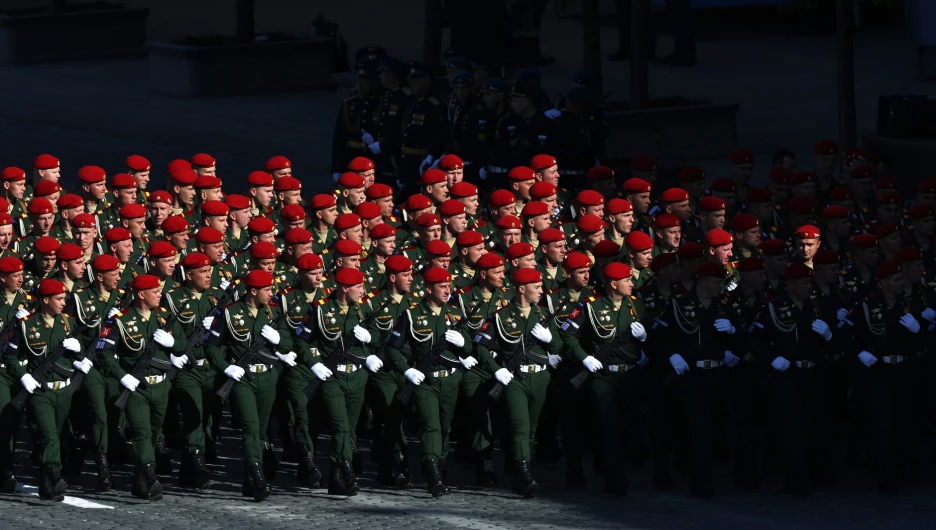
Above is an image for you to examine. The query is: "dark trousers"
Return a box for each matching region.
[676,366,727,488]
[729,361,766,487]
[766,365,828,488]
[857,361,916,485]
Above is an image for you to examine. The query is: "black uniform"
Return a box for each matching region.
[399,96,447,182]
[332,94,381,174]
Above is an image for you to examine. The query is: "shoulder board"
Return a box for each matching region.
[584,295,600,304]
[156,307,170,314]
[21,312,36,321]
[315,298,329,306]
[630,295,638,300]
[400,246,416,251]
[222,302,238,310]
[24,293,34,301]
[369,289,382,296]
[493,304,511,316]
[323,287,334,295]
[388,215,399,223]
[428,96,441,105]
[283,287,296,294]
[454,286,472,295]
[544,288,559,295]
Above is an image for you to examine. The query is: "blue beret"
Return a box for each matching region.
[483,78,508,93]
[450,71,474,87]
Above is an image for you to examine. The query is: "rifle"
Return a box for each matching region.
[11,319,96,410]
[216,311,287,402]
[114,308,184,410]
[569,327,636,390]
[71,286,135,390]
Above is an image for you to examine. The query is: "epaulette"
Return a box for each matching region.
[630,295,638,300]
[492,304,511,317]
[222,302,238,310]
[359,290,379,304]
[428,96,441,105]
[400,246,416,251]
[156,307,170,314]
[454,286,472,295]
[544,288,559,295]
[315,298,329,306]
[388,215,399,223]
[584,295,600,304]
[24,293,33,301]
[323,287,334,295]
[281,287,296,294]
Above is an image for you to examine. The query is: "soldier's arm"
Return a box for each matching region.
[544,315,564,354]
[94,322,125,380]
[747,305,775,363]
[205,313,232,372]
[471,319,501,373]
[385,312,412,374]
[4,327,26,380]
[272,308,294,354]
[558,302,588,363]
[167,314,188,355]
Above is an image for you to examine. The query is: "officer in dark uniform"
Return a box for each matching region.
[367,57,412,186]
[397,64,447,184]
[489,81,556,188]
[331,63,382,178]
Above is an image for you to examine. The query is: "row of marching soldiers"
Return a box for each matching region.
[0,142,935,502]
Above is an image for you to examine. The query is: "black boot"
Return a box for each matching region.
[39,465,66,501]
[1,470,16,493]
[178,451,196,488]
[392,450,411,489]
[376,456,395,487]
[341,459,359,496]
[281,424,299,464]
[61,440,83,478]
[475,454,497,487]
[350,437,363,474]
[132,464,162,500]
[246,461,271,501]
[424,459,444,498]
[327,462,347,495]
[535,441,563,464]
[204,429,219,464]
[193,450,211,489]
[155,438,172,475]
[94,454,112,492]
[511,461,538,498]
[262,441,278,482]
[296,449,322,488]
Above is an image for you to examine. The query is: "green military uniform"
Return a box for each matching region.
[0,290,33,490]
[536,263,566,292]
[22,262,55,293]
[360,253,389,292]
[311,228,337,256]
[449,262,476,290]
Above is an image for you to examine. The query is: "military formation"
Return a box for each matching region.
[1,52,935,505]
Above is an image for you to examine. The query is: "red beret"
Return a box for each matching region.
[249,241,279,260]
[405,194,433,211]
[334,239,363,256]
[850,166,875,180]
[297,253,324,271]
[37,279,66,297]
[784,263,814,280]
[0,212,10,227]
[495,215,522,230]
[679,166,705,183]
[576,189,605,207]
[365,183,394,200]
[284,228,313,245]
[438,154,464,171]
[194,175,222,190]
[529,181,557,200]
[78,166,106,184]
[593,240,622,258]
[423,267,453,284]
[72,212,95,229]
[247,170,274,187]
[247,216,276,234]
[439,199,466,217]
[729,213,759,232]
[745,188,773,203]
[354,201,382,220]
[415,212,441,228]
[456,230,483,247]
[876,193,902,208]
[171,168,198,186]
[813,249,839,265]
[910,204,934,221]
[795,224,821,239]
[875,176,898,190]
[661,187,690,203]
[563,251,593,271]
[476,252,505,269]
[385,255,413,274]
[896,247,923,263]
[148,240,178,259]
[538,227,565,244]
[822,205,849,220]
[119,203,147,220]
[787,197,816,215]
[109,173,136,190]
[346,156,375,172]
[370,223,397,240]
[697,262,728,279]
[655,213,680,229]
[190,153,216,168]
[280,204,307,222]
[737,257,765,272]
[604,262,633,280]
[512,268,542,284]
[625,231,654,251]
[310,193,337,210]
[577,214,606,234]
[488,189,517,208]
[729,148,754,165]
[759,239,788,256]
[130,274,160,291]
[33,154,60,170]
[55,243,83,261]
[265,155,292,171]
[586,166,615,181]
[245,270,274,289]
[338,172,366,189]
[420,169,447,186]
[698,196,726,212]
[791,171,816,186]
[650,252,679,271]
[216,194,248,212]
[202,200,230,217]
[606,198,632,215]
[506,242,535,260]
[874,222,899,239]
[709,178,737,193]
[520,201,548,217]
[167,158,192,175]
[426,239,453,257]
[508,166,536,182]
[181,252,211,269]
[767,167,792,185]
[195,227,224,244]
[449,181,478,198]
[705,228,732,247]
[0,256,24,273]
[830,187,855,201]
[148,190,173,205]
[677,242,705,260]
[27,198,54,216]
[851,233,879,249]
[0,167,26,181]
[630,155,657,172]
[530,154,557,171]
[34,180,62,197]
[917,177,936,194]
[814,139,839,155]
[273,176,301,192]
[622,178,652,194]
[161,215,189,235]
[91,254,120,272]
[57,193,83,210]
[876,260,902,280]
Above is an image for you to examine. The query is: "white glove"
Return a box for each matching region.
[404,367,425,385]
[365,355,383,372]
[479,167,488,180]
[494,368,514,386]
[724,350,740,368]
[361,129,375,145]
[202,316,215,330]
[276,351,297,367]
[900,314,921,334]
[219,280,231,291]
[153,329,174,348]
[108,307,121,319]
[62,337,81,352]
[120,374,140,391]
[637,350,649,367]
[170,354,188,369]
[548,354,561,369]
[73,358,93,374]
[714,318,736,335]
[15,309,29,320]
[669,354,689,375]
[445,329,465,348]
[332,172,341,182]
[836,308,848,321]
[530,323,552,343]
[224,365,245,381]
[311,362,333,381]
[419,155,434,174]
[923,308,936,323]
[458,356,478,370]
[20,374,40,394]
[582,355,603,373]
[630,322,647,342]
[811,319,832,341]
[858,351,877,367]
[368,142,381,155]
[261,325,281,345]
[771,356,791,372]
[353,325,371,344]
[544,108,561,120]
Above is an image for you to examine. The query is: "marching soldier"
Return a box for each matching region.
[0,256,29,492]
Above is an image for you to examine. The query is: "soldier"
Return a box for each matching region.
[793,224,821,267]
[22,236,59,292]
[145,191,173,239]
[729,213,763,261]
[622,178,654,236]
[679,166,707,211]
[691,196,727,244]
[224,194,253,252]
[653,214,681,256]
[98,173,139,234]
[52,243,88,293]
[704,228,739,290]
[126,154,152,205]
[199,201,230,247]
[398,64,447,182]
[438,199,468,248]
[841,234,880,300]
[1,166,29,220]
[190,153,217,177]
[245,171,275,219]
[818,205,854,263]
[759,239,789,297]
[19,198,58,256]
[536,227,567,292]
[364,57,410,185]
[75,165,110,218]
[225,217,276,276]
[0,257,30,492]
[475,268,561,498]
[623,231,654,289]
[449,182,483,231]
[56,193,86,242]
[906,205,936,268]
[604,198,634,249]
[8,279,84,500]
[331,63,381,176]
[417,169,448,212]
[359,224,397,292]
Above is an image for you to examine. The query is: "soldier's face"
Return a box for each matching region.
[254,258,277,274]
[710,243,732,265]
[658,263,680,284]
[495,204,517,218]
[317,205,339,226]
[256,232,276,244]
[567,267,590,289]
[499,228,521,248]
[63,258,86,280]
[2,270,22,292]
[584,204,604,218]
[738,226,761,248]
[375,196,395,218]
[359,170,375,188]
[252,186,274,207]
[464,243,485,265]
[796,237,819,261]
[4,180,25,199]
[851,178,874,201]
[43,292,67,314]
[98,269,120,291]
[713,191,737,213]
[289,242,313,260]
[543,240,567,265]
[63,206,83,223]
[445,169,463,188]
[112,240,133,263]
[918,192,936,209]
[117,188,137,206]
[630,192,650,214]
[379,70,400,89]
[733,163,754,184]
[792,182,816,199]
[374,236,396,256]
[132,170,150,189]
[254,285,274,306]
[39,167,61,182]
[667,200,692,221]
[278,190,302,206]
[342,225,364,245]
[767,182,791,203]
[538,166,560,186]
[345,186,367,207]
[877,204,901,224]
[740,270,766,291]
[34,213,53,234]
[482,265,505,288]
[827,218,851,238]
[344,282,366,302]
[338,254,361,270]
[446,213,468,235]
[880,273,903,296]
[391,270,413,293]
[787,277,813,300]
[765,254,788,276]
[230,208,252,228]
[454,86,472,103]
[427,183,448,204]
[207,215,229,233]
[814,263,839,285]
[170,231,190,250]
[302,268,324,289]
[513,180,534,201]
[513,253,536,270]
[123,217,145,239]
[657,227,680,249]
[880,232,902,253]
[186,265,212,291]
[903,260,924,284]
[36,253,56,274]
[584,230,604,249]
[149,202,171,226]
[196,166,217,177]
[153,256,176,278]
[520,281,543,305]
[174,184,195,206]
[430,256,451,269]
[631,248,652,269]
[686,180,706,199]
[529,213,550,233]
[419,225,442,243]
[200,242,225,263]
[537,195,558,215]
[0,225,12,249]
[428,281,451,305]
[272,168,292,179]
[915,215,936,237]
[702,209,726,230]
[44,192,61,211]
